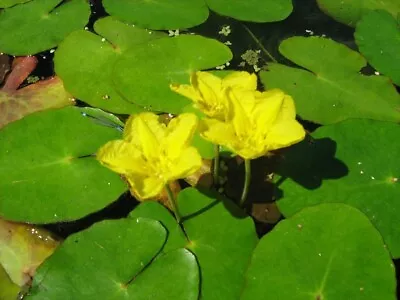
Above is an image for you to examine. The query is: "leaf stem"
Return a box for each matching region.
[165,183,181,223]
[242,24,278,63]
[240,159,252,206]
[213,145,220,187]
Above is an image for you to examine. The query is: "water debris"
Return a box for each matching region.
[219,25,231,36]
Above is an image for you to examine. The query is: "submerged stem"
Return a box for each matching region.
[240,159,252,206]
[165,184,181,223]
[213,145,220,187]
[242,24,278,63]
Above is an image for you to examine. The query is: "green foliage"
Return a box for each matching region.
[260,36,400,124]
[242,203,396,300]
[0,0,29,8]
[113,34,232,114]
[355,10,400,86]
[103,0,209,30]
[131,188,258,300]
[205,0,292,22]
[275,119,400,257]
[0,0,90,55]
[316,0,400,27]
[26,218,199,300]
[0,107,127,223]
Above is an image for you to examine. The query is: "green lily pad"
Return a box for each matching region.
[103,0,208,30]
[130,188,258,300]
[242,203,396,299]
[113,34,232,114]
[0,264,20,300]
[274,119,400,257]
[55,17,165,114]
[0,106,127,223]
[355,10,400,86]
[316,0,400,27]
[0,0,29,9]
[206,0,292,22]
[260,36,400,124]
[129,201,187,253]
[0,0,90,55]
[0,218,59,286]
[26,218,200,299]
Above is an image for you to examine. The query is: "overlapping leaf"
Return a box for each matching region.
[316,0,400,27]
[274,119,400,257]
[242,204,396,299]
[54,17,164,114]
[26,218,199,299]
[355,10,400,86]
[0,218,59,286]
[0,106,127,223]
[0,0,90,55]
[130,188,258,300]
[260,36,400,124]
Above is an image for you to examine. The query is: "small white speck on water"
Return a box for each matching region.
[84,26,89,30]
[224,41,232,46]
[374,71,380,75]
[305,29,314,35]
[50,49,55,53]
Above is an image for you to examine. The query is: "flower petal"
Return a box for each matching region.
[124,113,163,160]
[126,173,165,200]
[273,94,297,123]
[200,118,236,146]
[96,140,148,175]
[222,71,257,90]
[164,113,198,160]
[267,120,306,150]
[253,89,285,132]
[170,82,199,103]
[167,147,202,181]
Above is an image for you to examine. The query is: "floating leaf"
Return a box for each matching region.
[103,0,208,30]
[27,218,199,300]
[355,10,400,86]
[0,77,75,129]
[206,0,292,22]
[0,0,30,8]
[0,0,90,55]
[0,218,59,286]
[274,119,400,257]
[242,203,396,299]
[0,106,127,223]
[130,188,258,300]
[113,34,232,114]
[260,36,400,124]
[316,0,400,27]
[55,16,165,114]
[0,264,20,300]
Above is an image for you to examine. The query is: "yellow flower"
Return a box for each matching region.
[97,113,202,200]
[200,88,306,159]
[170,71,257,120]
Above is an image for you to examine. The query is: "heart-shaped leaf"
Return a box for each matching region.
[55,17,165,114]
[355,10,400,86]
[260,36,400,124]
[0,0,29,8]
[274,119,400,257]
[206,0,292,22]
[242,203,396,299]
[0,106,127,223]
[103,0,209,30]
[26,218,200,299]
[0,0,90,55]
[316,0,400,27]
[130,188,258,300]
[113,34,232,114]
